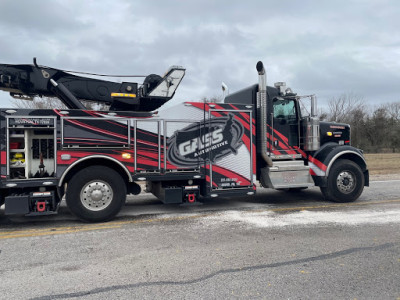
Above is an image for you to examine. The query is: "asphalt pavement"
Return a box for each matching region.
[0,179,399,299]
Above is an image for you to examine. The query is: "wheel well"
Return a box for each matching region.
[60,157,131,191]
[331,153,367,172]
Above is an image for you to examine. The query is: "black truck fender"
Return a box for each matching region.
[309,142,369,187]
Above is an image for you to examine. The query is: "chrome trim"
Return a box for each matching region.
[127,119,131,148]
[164,120,167,171]
[53,124,58,177]
[6,117,9,177]
[135,119,162,173]
[58,155,133,186]
[134,120,137,172]
[250,110,254,186]
[158,121,161,170]
[208,110,213,192]
[61,117,64,148]
[50,78,58,86]
[271,112,274,151]
[326,150,367,176]
[311,95,317,117]
[160,118,202,123]
[61,116,130,120]
[61,154,71,160]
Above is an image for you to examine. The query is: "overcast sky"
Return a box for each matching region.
[1,0,399,110]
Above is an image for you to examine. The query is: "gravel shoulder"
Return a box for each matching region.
[370,173,400,181]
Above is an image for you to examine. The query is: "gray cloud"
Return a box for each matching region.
[1,0,399,109]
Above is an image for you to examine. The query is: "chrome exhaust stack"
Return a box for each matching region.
[256,61,273,167]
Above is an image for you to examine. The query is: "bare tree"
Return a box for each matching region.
[383,102,400,152]
[11,96,109,110]
[11,96,67,110]
[317,108,328,121]
[326,93,365,123]
[349,106,368,149]
[385,102,400,121]
[201,95,223,103]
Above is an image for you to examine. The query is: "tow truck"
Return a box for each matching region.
[0,59,368,222]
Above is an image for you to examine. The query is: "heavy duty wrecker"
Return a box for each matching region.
[0,59,369,222]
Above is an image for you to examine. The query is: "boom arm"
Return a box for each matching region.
[0,59,185,111]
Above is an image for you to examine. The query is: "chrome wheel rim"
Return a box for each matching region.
[336,171,356,194]
[80,180,113,211]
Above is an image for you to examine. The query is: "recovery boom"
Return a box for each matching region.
[0,59,185,111]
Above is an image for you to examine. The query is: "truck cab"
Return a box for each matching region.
[225,62,368,202]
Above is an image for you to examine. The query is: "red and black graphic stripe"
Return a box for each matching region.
[204,164,252,188]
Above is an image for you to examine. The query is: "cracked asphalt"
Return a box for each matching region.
[0,178,399,299]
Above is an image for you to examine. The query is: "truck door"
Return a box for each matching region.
[270,98,300,158]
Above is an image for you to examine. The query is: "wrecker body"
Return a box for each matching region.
[0,60,369,222]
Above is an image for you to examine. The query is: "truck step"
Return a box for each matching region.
[269,160,310,171]
[260,161,314,189]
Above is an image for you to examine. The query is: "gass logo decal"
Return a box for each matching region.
[167,114,244,167]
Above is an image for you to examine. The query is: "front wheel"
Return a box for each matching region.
[66,166,127,222]
[321,159,364,203]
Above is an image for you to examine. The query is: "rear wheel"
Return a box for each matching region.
[66,166,127,222]
[321,159,364,203]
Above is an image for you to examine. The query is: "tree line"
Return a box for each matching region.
[319,94,400,153]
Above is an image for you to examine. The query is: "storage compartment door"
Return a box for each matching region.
[208,110,253,190]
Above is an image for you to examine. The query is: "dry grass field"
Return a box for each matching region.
[364,153,400,175]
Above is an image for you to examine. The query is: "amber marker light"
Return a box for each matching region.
[111,93,136,98]
[327,132,333,136]
[122,153,131,159]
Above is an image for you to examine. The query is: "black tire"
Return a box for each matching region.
[321,159,364,203]
[66,166,127,222]
[143,74,162,94]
